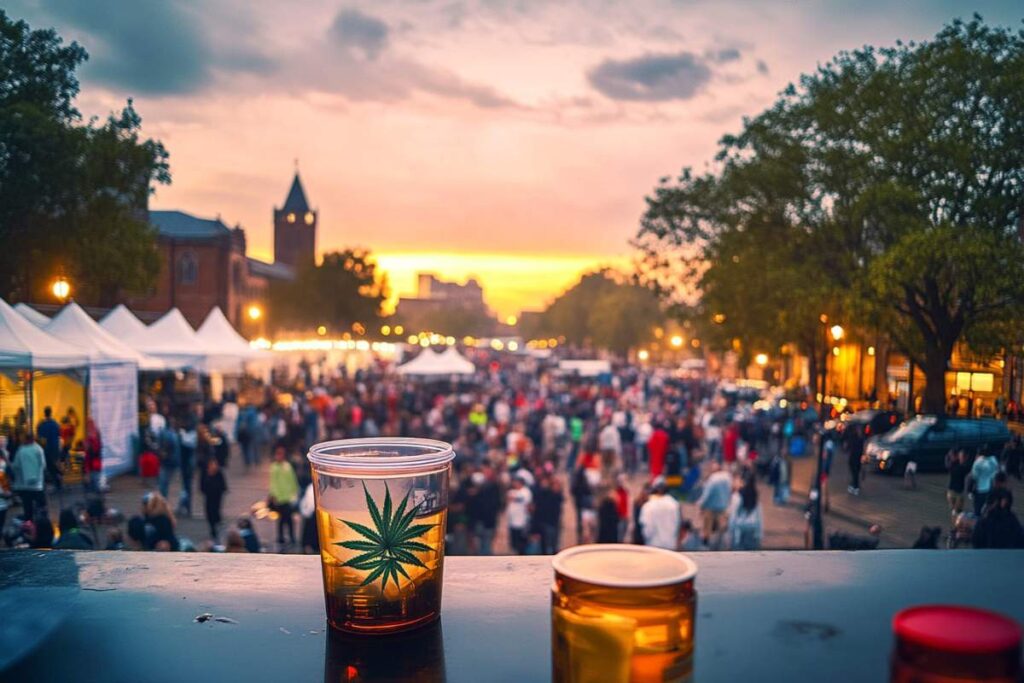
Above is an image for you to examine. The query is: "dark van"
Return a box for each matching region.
[865,416,1010,474]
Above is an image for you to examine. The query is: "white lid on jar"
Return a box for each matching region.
[553,544,697,588]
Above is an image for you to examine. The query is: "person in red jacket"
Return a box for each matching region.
[83,417,103,493]
[723,421,740,463]
[648,421,670,480]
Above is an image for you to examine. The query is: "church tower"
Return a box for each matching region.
[273,172,317,269]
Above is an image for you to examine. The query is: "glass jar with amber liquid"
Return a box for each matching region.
[552,545,697,683]
[308,438,454,635]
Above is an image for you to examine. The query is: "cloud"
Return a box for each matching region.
[329,8,390,60]
[587,51,713,102]
[25,0,272,95]
[756,59,770,75]
[712,47,741,63]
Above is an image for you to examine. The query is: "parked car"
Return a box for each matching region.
[865,416,1010,474]
[841,409,902,439]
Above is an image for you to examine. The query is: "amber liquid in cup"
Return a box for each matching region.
[552,545,697,683]
[308,439,454,635]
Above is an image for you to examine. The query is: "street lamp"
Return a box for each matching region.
[670,335,684,349]
[638,349,650,362]
[755,353,768,367]
[51,276,71,302]
[247,304,262,321]
[813,319,845,550]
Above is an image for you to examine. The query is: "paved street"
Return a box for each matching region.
[31,439,1020,554]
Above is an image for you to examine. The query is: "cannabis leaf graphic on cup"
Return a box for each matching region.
[337,482,435,591]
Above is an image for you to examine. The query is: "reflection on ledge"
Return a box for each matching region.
[324,620,446,683]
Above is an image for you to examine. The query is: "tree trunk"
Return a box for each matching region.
[921,350,949,415]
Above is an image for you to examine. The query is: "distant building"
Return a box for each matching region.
[274,173,317,270]
[394,273,493,334]
[125,173,312,329]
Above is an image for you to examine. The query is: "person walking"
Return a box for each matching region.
[83,418,102,494]
[846,426,865,496]
[638,477,681,550]
[945,449,970,517]
[157,418,181,500]
[970,450,1000,516]
[596,489,621,544]
[532,475,564,554]
[697,462,732,549]
[200,458,228,542]
[506,475,533,555]
[268,443,299,549]
[36,406,62,493]
[972,489,1024,549]
[12,433,46,519]
[178,414,198,517]
[728,480,763,550]
[467,467,501,555]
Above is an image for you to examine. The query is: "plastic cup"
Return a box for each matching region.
[307,438,455,635]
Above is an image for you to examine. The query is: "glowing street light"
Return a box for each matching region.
[637,349,650,361]
[380,324,391,336]
[670,335,684,348]
[247,304,262,321]
[394,325,404,336]
[755,353,768,366]
[51,276,71,302]
[505,315,518,326]
[830,324,845,341]
[317,325,327,336]
[712,313,726,324]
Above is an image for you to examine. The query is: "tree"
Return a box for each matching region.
[269,249,388,332]
[639,16,1024,413]
[538,269,662,355]
[0,11,169,304]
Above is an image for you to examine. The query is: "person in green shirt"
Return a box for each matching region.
[269,443,299,548]
[568,415,584,471]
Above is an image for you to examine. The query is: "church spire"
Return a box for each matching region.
[282,172,310,213]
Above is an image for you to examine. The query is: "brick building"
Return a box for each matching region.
[126,173,314,330]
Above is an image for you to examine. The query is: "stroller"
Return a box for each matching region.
[946,511,976,548]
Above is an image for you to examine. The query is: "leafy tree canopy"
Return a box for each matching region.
[0,10,169,305]
[638,16,1024,412]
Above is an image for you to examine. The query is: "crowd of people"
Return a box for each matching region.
[2,351,1023,553]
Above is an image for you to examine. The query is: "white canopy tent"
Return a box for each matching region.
[47,303,163,370]
[44,303,149,477]
[0,298,89,369]
[0,298,90,447]
[195,307,267,373]
[99,304,149,343]
[437,346,476,375]
[127,308,208,371]
[397,347,476,377]
[557,359,612,377]
[14,303,50,328]
[396,349,443,376]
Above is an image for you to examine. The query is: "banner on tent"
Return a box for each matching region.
[89,364,138,477]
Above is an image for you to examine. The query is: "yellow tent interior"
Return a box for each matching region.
[0,370,86,444]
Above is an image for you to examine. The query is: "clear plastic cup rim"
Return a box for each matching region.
[306,437,455,473]
[553,544,697,588]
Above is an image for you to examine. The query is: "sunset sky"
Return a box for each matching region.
[9,0,1022,316]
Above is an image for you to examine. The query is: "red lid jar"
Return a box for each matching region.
[892,605,1022,682]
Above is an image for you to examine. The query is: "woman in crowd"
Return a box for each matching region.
[200,458,228,542]
[268,443,299,548]
[728,479,763,550]
[143,492,179,551]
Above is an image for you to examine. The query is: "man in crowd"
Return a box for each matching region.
[697,462,733,550]
[36,406,62,492]
[638,477,682,550]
